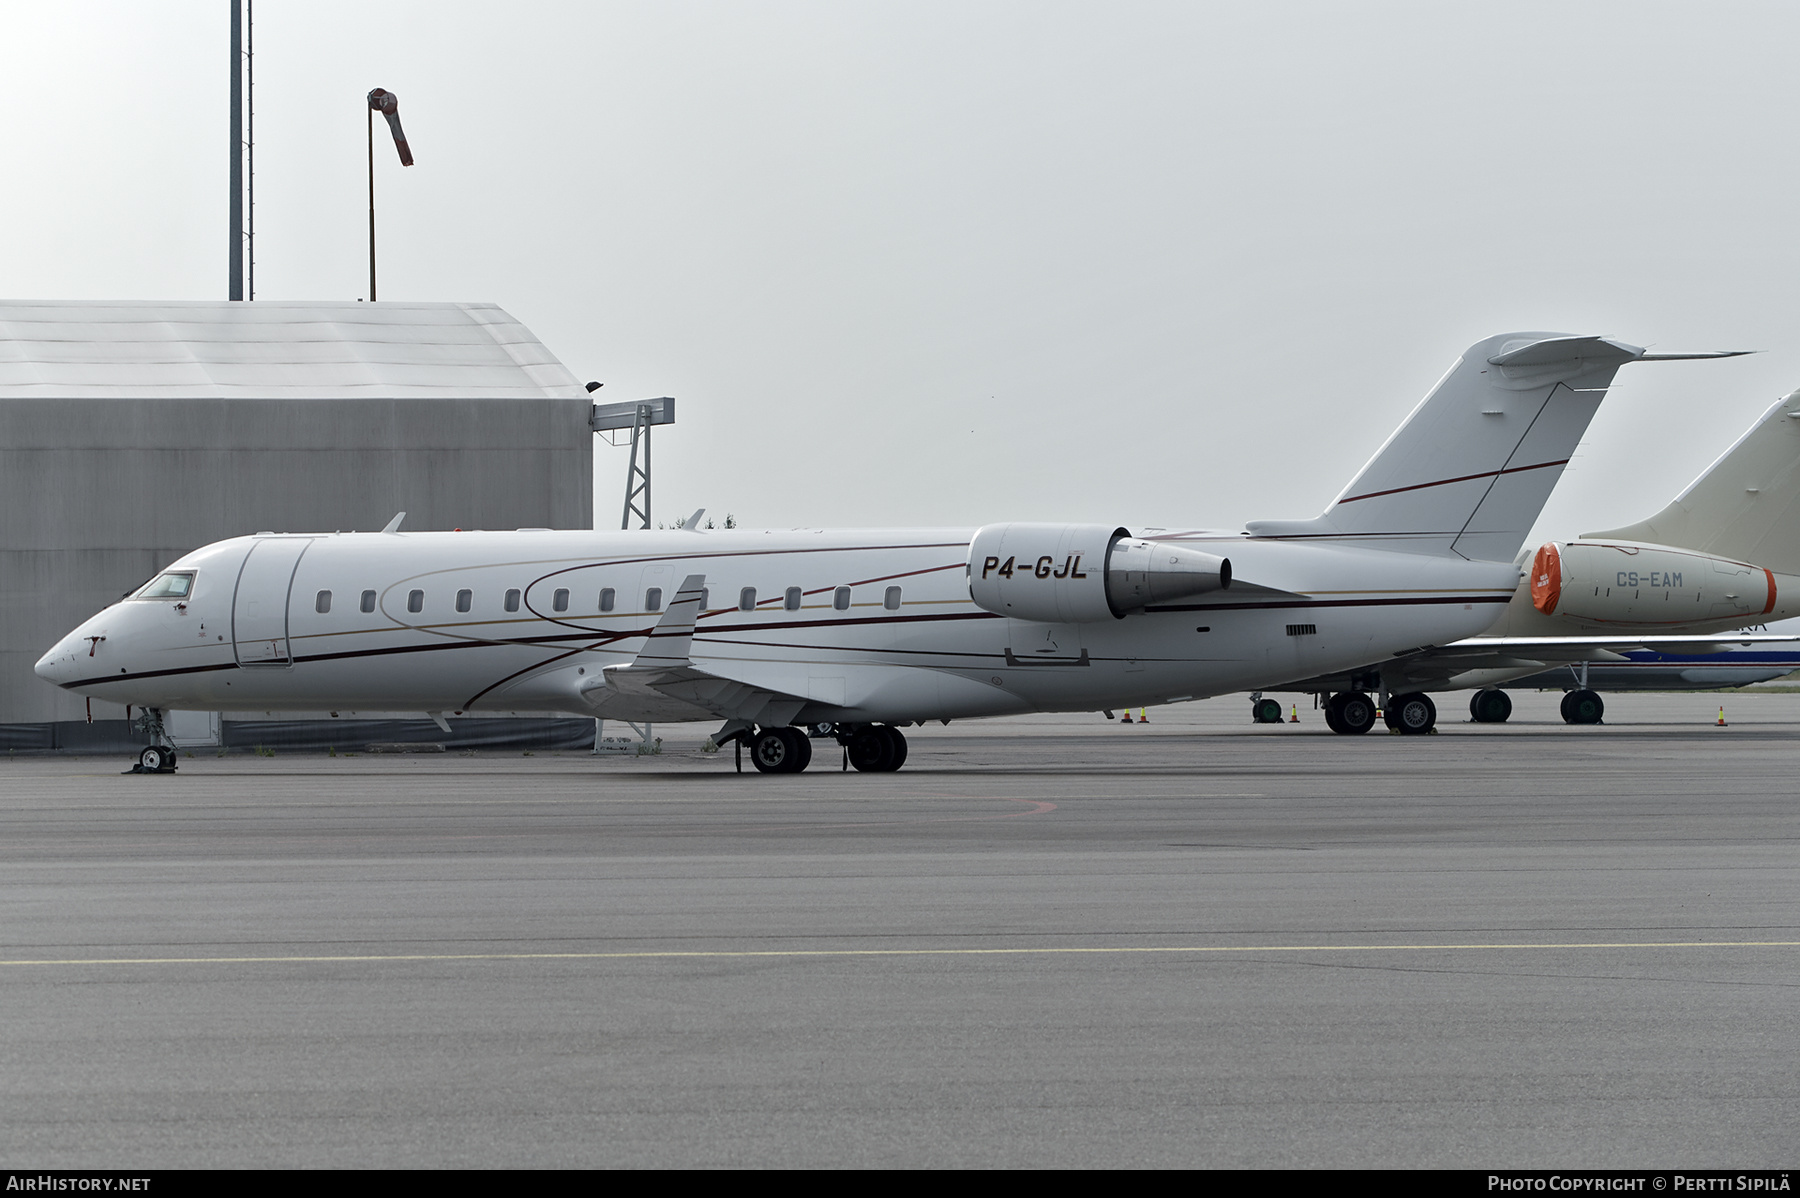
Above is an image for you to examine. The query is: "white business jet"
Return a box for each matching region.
[36,332,1733,773]
[1259,385,1800,732]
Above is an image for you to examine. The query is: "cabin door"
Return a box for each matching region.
[232,538,314,666]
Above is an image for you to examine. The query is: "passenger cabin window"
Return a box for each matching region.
[407,590,424,614]
[360,590,377,613]
[504,589,521,613]
[456,589,473,613]
[553,588,570,613]
[739,587,756,611]
[884,586,902,611]
[137,572,194,600]
[599,588,615,613]
[833,587,851,611]
[645,587,663,612]
[785,587,802,612]
[315,590,332,614]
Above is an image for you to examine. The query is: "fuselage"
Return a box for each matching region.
[37,526,1522,727]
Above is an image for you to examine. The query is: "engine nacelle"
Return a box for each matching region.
[968,523,1231,622]
[1530,540,1774,625]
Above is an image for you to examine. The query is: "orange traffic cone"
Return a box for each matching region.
[1289,704,1299,723]
[1120,710,1133,723]
[1717,706,1727,727]
[1137,708,1149,723]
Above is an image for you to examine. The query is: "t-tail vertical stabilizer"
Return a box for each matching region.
[1582,390,1800,577]
[1244,333,1747,562]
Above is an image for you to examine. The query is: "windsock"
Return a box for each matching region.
[368,88,415,166]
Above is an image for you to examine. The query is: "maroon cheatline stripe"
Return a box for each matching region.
[1143,593,1511,614]
[1337,458,1570,505]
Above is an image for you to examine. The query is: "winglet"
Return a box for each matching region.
[382,512,406,534]
[630,574,707,668]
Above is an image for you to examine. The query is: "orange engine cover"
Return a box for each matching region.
[1530,542,1562,615]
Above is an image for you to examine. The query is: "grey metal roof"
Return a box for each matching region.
[0,300,587,398]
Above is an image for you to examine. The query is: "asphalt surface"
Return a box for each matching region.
[2,689,1797,1168]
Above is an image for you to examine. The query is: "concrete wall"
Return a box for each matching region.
[2,397,592,724]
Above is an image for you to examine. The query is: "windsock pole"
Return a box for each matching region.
[366,87,415,302]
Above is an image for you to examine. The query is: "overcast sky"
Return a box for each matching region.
[4,2,1799,543]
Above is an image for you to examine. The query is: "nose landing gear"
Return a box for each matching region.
[128,708,178,774]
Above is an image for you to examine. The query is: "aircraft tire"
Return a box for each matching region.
[881,726,908,771]
[137,745,176,773]
[1252,698,1284,724]
[1470,689,1513,724]
[1561,689,1604,725]
[1335,692,1376,735]
[1322,700,1346,734]
[1390,692,1436,735]
[751,727,810,773]
[848,727,895,772]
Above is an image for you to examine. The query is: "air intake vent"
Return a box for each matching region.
[1285,623,1317,637]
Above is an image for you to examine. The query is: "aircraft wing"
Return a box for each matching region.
[1446,633,1800,660]
[1271,631,1800,693]
[576,573,812,725]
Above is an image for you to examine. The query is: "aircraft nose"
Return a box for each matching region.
[35,644,69,685]
[35,628,91,688]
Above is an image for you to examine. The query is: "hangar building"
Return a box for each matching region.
[1,299,595,750]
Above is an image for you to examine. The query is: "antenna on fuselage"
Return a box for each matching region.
[381,511,406,533]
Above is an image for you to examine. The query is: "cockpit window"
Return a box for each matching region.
[136,572,195,600]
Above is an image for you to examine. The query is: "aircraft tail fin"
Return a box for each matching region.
[1245,334,1741,562]
[1583,391,1800,575]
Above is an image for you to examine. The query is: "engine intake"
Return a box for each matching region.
[968,523,1231,622]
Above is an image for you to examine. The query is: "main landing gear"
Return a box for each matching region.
[1322,691,1378,735]
[128,707,178,774]
[734,723,909,774]
[1319,690,1436,735]
[1469,688,1513,724]
[1382,691,1437,734]
[1560,689,1604,725]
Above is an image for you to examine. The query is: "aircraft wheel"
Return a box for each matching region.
[1560,689,1604,725]
[1335,692,1376,735]
[137,745,176,773]
[848,727,895,772]
[1322,700,1346,734]
[751,727,810,773]
[1390,692,1436,735]
[1470,689,1513,724]
[1252,698,1284,724]
[881,726,908,771]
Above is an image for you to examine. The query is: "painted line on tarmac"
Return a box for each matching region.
[2,940,1797,968]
